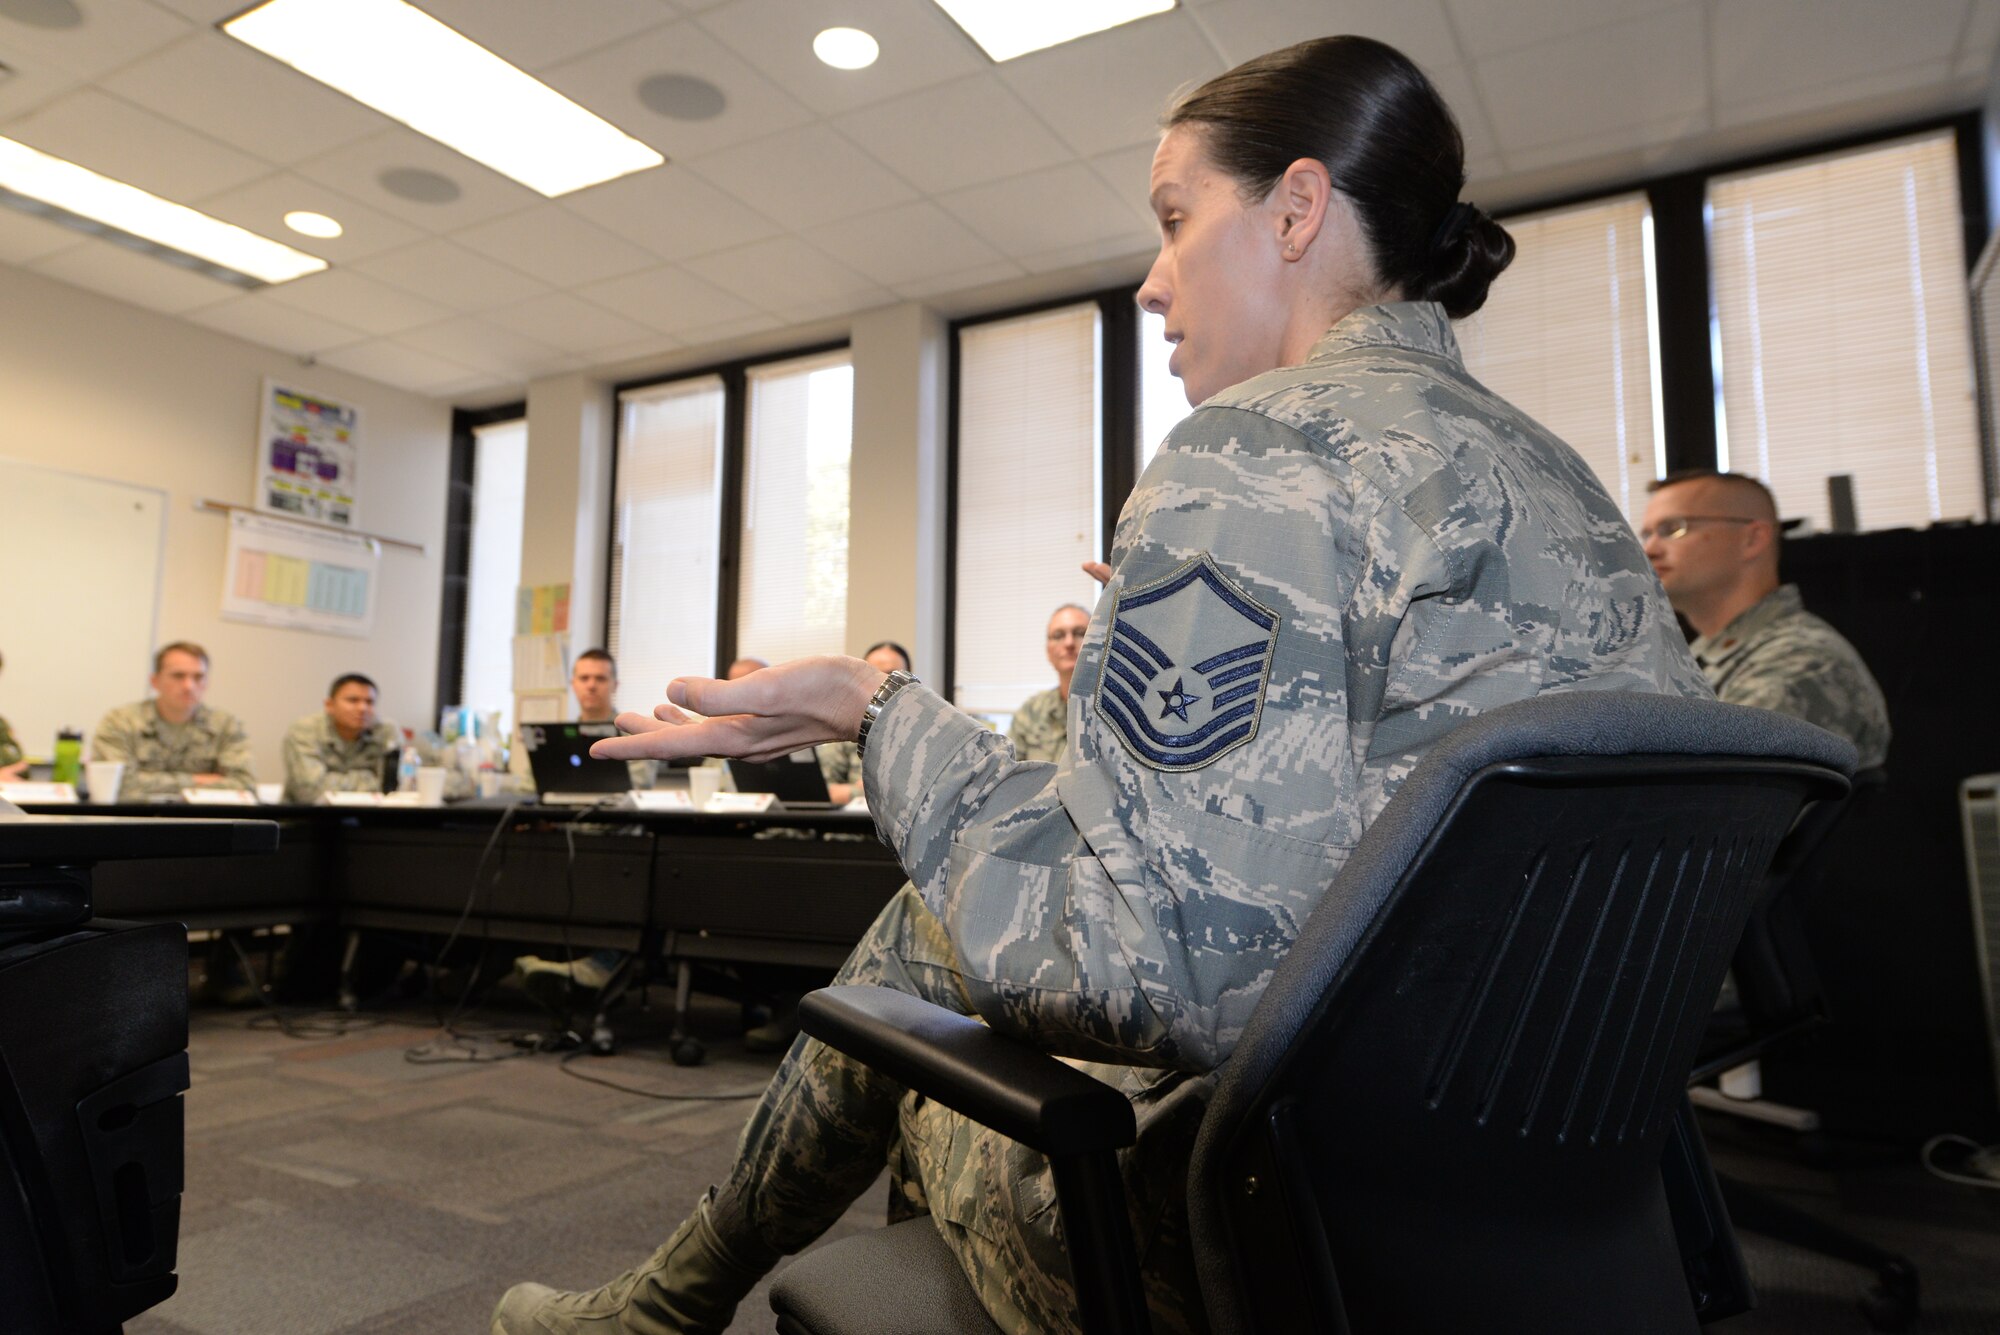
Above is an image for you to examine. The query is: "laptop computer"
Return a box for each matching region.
[524,723,632,805]
[725,749,839,810]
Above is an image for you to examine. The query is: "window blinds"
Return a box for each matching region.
[607,376,725,710]
[737,351,854,664]
[1709,131,1980,532]
[1458,193,1661,518]
[954,302,1102,716]
[460,417,526,729]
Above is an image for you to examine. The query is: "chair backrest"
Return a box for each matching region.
[1187,693,1854,1335]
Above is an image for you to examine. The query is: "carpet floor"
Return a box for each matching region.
[126,991,2000,1334]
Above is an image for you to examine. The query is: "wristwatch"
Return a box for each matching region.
[856,669,918,760]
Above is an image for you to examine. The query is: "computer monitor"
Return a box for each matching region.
[725,750,837,809]
[524,723,631,804]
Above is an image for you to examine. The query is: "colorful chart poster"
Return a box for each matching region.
[221,510,379,638]
[256,378,360,526]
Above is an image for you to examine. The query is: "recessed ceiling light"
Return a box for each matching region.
[932,0,1174,62]
[221,0,664,198]
[378,167,461,204]
[0,0,83,32]
[0,135,327,285]
[813,27,880,71]
[284,209,343,239]
[636,72,727,122]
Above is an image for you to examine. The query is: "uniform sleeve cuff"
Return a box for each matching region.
[860,683,987,851]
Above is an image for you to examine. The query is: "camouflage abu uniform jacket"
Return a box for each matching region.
[863,302,1708,1074]
[1006,687,1068,763]
[0,713,21,768]
[282,711,402,804]
[91,700,255,796]
[1692,583,1890,769]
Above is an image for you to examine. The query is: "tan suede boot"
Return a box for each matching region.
[490,1194,774,1335]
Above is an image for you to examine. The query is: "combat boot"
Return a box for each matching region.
[490,1192,774,1335]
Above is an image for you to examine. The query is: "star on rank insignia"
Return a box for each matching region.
[1096,553,1279,772]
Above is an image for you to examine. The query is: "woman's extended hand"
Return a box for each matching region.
[590,655,887,765]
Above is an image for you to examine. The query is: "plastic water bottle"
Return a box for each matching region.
[397,736,420,793]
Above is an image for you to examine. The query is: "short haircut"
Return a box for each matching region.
[154,641,209,673]
[863,640,913,672]
[1647,468,1779,521]
[1048,603,1089,622]
[328,672,377,697]
[574,647,617,676]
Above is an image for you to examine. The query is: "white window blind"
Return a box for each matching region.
[1139,307,1195,470]
[954,302,1102,715]
[608,376,725,712]
[460,417,526,730]
[1709,131,1980,531]
[1458,193,1662,518]
[737,351,853,664]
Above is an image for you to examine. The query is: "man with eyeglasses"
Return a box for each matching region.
[1007,604,1090,763]
[1640,469,1890,767]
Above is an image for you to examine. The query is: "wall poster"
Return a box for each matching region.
[221,510,379,638]
[256,378,359,526]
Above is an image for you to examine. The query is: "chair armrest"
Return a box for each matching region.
[799,986,1137,1157]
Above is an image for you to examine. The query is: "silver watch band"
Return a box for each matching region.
[856,669,918,761]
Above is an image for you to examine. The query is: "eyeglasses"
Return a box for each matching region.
[1637,515,1756,543]
[1046,627,1088,643]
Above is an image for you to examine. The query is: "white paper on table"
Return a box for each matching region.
[705,791,775,814]
[0,782,77,804]
[182,788,260,805]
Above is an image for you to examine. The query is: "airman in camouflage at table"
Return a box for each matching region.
[1004,685,1067,763]
[92,642,254,797]
[0,713,21,771]
[282,672,402,803]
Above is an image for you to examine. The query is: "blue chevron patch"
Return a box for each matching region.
[1096,554,1278,772]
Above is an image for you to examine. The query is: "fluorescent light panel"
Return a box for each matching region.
[932,0,1175,62]
[0,135,326,285]
[222,0,664,198]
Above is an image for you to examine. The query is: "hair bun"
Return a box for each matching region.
[1418,203,1515,319]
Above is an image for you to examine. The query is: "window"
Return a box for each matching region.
[1709,131,1981,531]
[737,351,853,663]
[954,302,1103,716]
[1139,307,1194,471]
[1459,193,1663,518]
[459,417,528,731]
[607,376,725,711]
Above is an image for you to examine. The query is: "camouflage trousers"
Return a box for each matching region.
[706,884,1206,1335]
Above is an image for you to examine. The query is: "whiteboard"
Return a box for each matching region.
[0,456,164,759]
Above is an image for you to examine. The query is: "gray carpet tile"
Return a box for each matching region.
[124,995,2000,1334]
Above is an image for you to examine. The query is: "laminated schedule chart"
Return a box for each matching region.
[221,510,379,637]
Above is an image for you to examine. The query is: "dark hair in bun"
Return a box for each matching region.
[1165,35,1514,318]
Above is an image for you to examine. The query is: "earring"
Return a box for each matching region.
[1284,242,1298,256]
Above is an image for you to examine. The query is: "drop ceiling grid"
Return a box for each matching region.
[0,0,1983,399]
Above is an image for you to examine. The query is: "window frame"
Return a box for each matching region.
[605,339,848,678]
[438,400,526,723]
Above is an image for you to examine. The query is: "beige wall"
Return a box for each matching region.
[0,262,452,781]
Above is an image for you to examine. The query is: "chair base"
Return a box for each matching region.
[1718,1175,1919,1332]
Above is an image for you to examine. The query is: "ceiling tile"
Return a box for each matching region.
[1090,141,1165,230]
[294,129,543,232]
[185,293,366,356]
[0,0,190,81]
[0,56,78,120]
[1957,0,2000,77]
[539,19,815,161]
[6,88,269,199]
[574,263,755,335]
[696,0,983,115]
[1018,233,1153,276]
[1190,0,1464,70]
[1504,111,1712,175]
[1477,7,1707,150]
[193,172,426,265]
[995,10,1226,158]
[939,162,1146,259]
[674,310,784,349]
[454,206,660,288]
[315,338,477,394]
[1426,64,1504,175]
[353,239,550,312]
[417,0,677,70]
[30,236,237,315]
[832,74,1073,195]
[890,259,1028,303]
[150,0,255,21]
[590,332,686,369]
[811,200,1003,287]
[693,235,887,316]
[561,165,782,261]
[1445,0,1687,61]
[261,269,455,337]
[483,292,659,353]
[398,316,564,377]
[0,203,80,265]
[1712,0,1969,106]
[101,31,386,165]
[1713,60,1957,132]
[687,123,915,223]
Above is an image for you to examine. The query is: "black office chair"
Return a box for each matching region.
[767,693,1855,1335]
[1690,769,1919,1331]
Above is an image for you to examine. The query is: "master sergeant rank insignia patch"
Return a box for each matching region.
[1096,554,1279,772]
